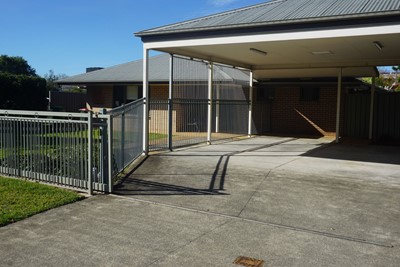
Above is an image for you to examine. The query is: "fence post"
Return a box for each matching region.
[121,105,125,170]
[248,71,254,137]
[369,76,376,140]
[207,62,214,144]
[87,111,93,195]
[336,68,342,143]
[168,54,174,150]
[107,114,113,193]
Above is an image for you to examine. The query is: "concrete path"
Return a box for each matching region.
[1,136,400,266]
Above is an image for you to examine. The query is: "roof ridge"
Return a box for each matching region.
[138,0,285,34]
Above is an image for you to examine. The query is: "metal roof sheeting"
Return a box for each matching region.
[56,54,250,84]
[136,0,400,36]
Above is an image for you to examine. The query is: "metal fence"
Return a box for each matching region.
[152,55,252,148]
[0,110,107,193]
[108,99,144,174]
[0,99,145,194]
[149,100,169,151]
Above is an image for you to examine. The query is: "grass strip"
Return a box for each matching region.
[0,177,84,227]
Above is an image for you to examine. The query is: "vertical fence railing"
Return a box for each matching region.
[149,100,169,151]
[212,100,249,141]
[0,110,106,193]
[0,99,145,193]
[172,98,209,148]
[107,99,144,175]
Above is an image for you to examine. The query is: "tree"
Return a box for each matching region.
[43,69,68,91]
[0,55,37,76]
[0,55,47,110]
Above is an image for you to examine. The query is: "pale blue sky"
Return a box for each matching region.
[0,0,266,77]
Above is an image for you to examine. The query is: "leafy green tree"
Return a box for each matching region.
[0,55,37,76]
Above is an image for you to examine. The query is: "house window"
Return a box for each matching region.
[127,85,139,101]
[300,87,319,101]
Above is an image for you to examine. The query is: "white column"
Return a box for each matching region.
[369,76,376,140]
[336,68,342,143]
[143,48,149,154]
[248,71,254,137]
[207,63,213,144]
[168,54,174,150]
[215,84,220,133]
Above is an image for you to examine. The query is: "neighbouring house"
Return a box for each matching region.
[56,54,251,112]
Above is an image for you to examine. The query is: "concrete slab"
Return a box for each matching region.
[1,136,399,266]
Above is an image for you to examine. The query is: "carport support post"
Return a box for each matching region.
[207,62,214,144]
[168,54,174,150]
[248,71,254,137]
[336,68,342,143]
[369,76,376,140]
[143,48,150,154]
[215,84,220,133]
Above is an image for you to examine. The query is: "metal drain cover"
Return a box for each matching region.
[233,256,265,267]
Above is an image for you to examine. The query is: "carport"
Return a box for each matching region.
[135,0,400,154]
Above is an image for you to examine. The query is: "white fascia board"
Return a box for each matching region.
[144,24,400,49]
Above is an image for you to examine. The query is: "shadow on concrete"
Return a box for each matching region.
[114,155,230,196]
[305,143,400,165]
[114,177,228,196]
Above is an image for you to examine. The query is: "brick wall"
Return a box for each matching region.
[87,85,113,109]
[270,86,338,136]
[149,84,168,100]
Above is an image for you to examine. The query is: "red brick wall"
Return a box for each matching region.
[87,85,113,108]
[149,84,168,100]
[270,86,338,136]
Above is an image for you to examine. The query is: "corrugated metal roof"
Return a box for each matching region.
[136,0,400,36]
[56,54,250,84]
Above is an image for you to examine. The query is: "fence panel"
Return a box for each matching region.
[149,100,169,151]
[108,99,144,174]
[172,99,208,148]
[0,110,106,192]
[344,93,370,138]
[374,92,400,143]
[49,91,87,112]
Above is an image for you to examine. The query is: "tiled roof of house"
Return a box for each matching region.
[136,0,400,36]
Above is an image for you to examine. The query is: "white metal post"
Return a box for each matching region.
[248,71,254,137]
[215,84,220,133]
[87,111,93,195]
[369,76,376,140]
[336,68,342,144]
[168,54,174,150]
[107,114,113,193]
[207,62,213,144]
[143,48,149,154]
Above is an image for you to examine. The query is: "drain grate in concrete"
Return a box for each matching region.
[233,256,265,267]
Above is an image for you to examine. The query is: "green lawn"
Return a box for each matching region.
[0,177,84,227]
[149,132,168,141]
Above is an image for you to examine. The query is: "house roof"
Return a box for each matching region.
[56,54,251,85]
[136,0,400,36]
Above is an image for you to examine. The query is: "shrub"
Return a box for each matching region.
[0,73,47,110]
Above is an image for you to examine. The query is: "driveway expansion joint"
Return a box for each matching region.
[111,195,394,249]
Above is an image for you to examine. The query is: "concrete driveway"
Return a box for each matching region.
[1,136,399,266]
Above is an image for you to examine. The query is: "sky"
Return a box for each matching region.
[0,0,267,77]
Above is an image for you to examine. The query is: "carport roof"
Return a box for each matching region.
[135,0,399,79]
[136,0,400,36]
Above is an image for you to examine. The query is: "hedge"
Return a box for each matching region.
[0,73,47,110]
